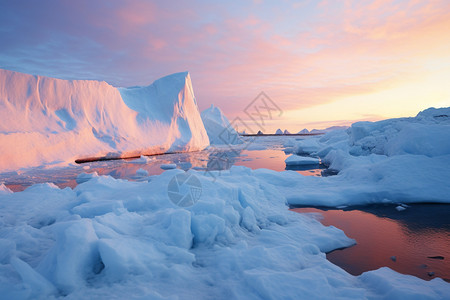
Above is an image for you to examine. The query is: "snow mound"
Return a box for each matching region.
[0,69,209,172]
[200,104,242,145]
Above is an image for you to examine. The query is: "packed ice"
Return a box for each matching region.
[283,107,450,207]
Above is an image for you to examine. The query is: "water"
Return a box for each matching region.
[1,135,449,282]
[292,205,450,282]
[0,136,328,192]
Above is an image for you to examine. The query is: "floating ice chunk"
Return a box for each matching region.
[136,168,149,176]
[160,163,177,170]
[395,206,406,211]
[285,155,320,166]
[130,155,154,164]
[76,172,99,184]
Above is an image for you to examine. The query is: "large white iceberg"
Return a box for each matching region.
[0,69,209,172]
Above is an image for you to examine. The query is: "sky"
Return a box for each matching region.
[1,0,449,133]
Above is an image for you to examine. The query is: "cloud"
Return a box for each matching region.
[0,0,449,131]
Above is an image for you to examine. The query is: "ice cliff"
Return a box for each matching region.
[0,69,209,171]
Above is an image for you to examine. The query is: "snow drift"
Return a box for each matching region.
[0,69,209,172]
[200,104,242,145]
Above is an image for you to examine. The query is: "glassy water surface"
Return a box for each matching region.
[0,136,326,191]
[292,205,450,282]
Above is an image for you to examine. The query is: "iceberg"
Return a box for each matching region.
[0,69,209,172]
[275,128,283,135]
[201,104,242,145]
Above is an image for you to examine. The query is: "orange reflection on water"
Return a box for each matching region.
[292,207,450,282]
[234,149,323,176]
[234,149,288,172]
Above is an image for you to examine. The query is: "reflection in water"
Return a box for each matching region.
[1,136,330,191]
[292,205,450,282]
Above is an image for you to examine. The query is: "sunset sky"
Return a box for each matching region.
[1,0,449,132]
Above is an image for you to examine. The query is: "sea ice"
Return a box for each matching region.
[286,107,450,207]
[285,154,320,166]
[160,163,177,170]
[135,168,149,176]
[0,167,448,299]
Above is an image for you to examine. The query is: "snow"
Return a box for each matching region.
[275,129,283,135]
[285,155,320,166]
[1,166,449,298]
[201,104,242,145]
[283,129,290,135]
[0,69,209,172]
[285,107,450,206]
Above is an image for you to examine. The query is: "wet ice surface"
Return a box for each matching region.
[292,204,450,282]
[0,136,330,192]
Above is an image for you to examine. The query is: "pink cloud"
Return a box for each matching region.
[1,0,449,129]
